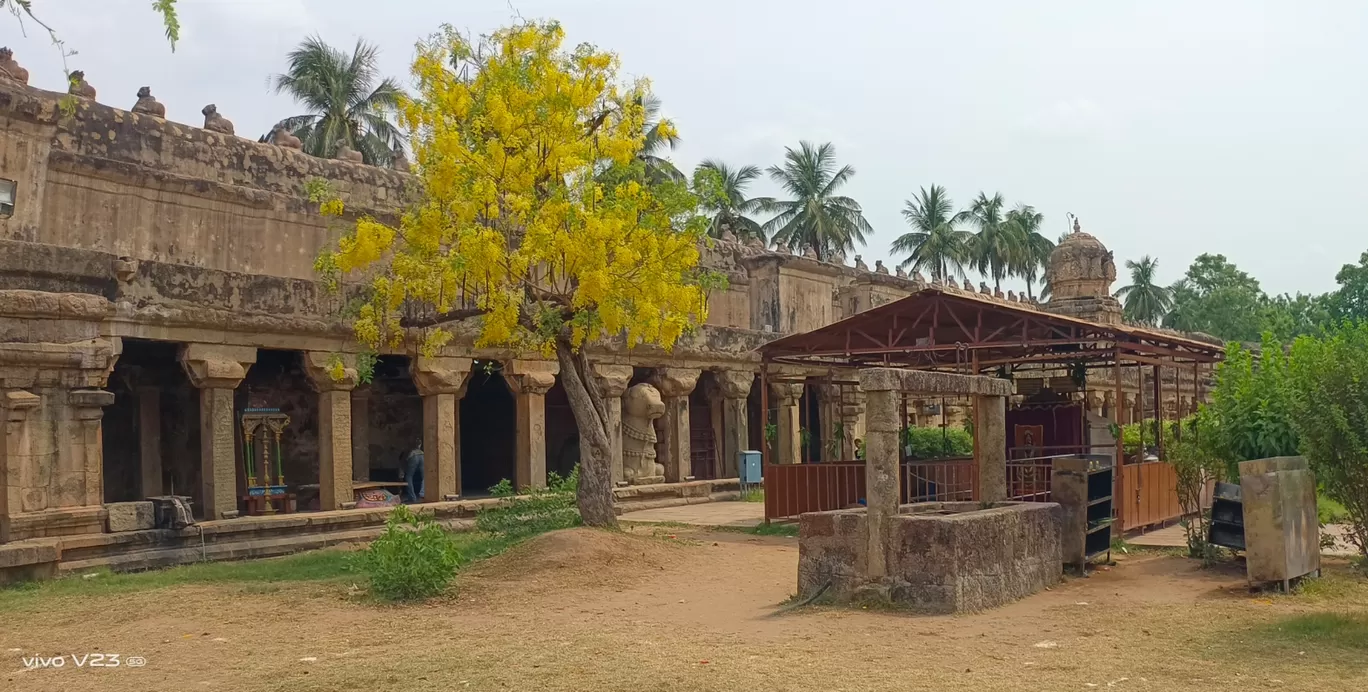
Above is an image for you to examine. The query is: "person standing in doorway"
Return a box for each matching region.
[401,441,424,503]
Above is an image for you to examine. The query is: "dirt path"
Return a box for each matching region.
[1,527,1361,692]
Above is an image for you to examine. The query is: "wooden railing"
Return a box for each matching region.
[1008,457,1055,502]
[763,458,980,521]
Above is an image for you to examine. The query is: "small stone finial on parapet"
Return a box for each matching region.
[721,228,738,243]
[802,245,818,259]
[68,70,96,99]
[391,148,411,172]
[854,255,869,272]
[746,236,766,253]
[201,104,235,135]
[131,87,165,117]
[271,125,302,150]
[875,260,889,275]
[912,270,925,282]
[0,47,29,84]
[1007,290,1017,302]
[979,281,991,295]
[962,277,973,291]
[994,286,1004,299]
[334,141,364,164]
[895,266,907,278]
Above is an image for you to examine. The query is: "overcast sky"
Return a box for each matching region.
[5,0,1365,296]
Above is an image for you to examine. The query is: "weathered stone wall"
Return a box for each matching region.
[0,82,409,281]
[798,501,1063,613]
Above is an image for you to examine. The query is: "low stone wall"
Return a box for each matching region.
[798,501,1063,613]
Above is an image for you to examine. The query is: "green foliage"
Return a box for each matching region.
[749,522,799,537]
[892,184,972,282]
[1202,337,1299,478]
[761,141,871,260]
[1168,422,1227,560]
[475,467,581,539]
[1328,250,1368,323]
[268,36,405,165]
[1285,322,1368,557]
[1164,253,1267,342]
[693,160,765,242]
[357,505,462,602]
[901,426,973,459]
[1115,255,1173,326]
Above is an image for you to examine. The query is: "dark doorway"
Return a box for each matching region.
[461,362,516,495]
[367,356,422,483]
[545,380,579,481]
[689,372,718,479]
[101,339,197,505]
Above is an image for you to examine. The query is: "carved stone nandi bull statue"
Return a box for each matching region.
[621,382,666,484]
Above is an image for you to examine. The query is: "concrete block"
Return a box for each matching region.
[105,501,155,532]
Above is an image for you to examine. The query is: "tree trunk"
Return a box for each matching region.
[554,338,618,527]
[1025,279,1035,301]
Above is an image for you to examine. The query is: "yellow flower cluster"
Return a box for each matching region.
[321,21,709,356]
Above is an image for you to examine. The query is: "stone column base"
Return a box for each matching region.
[628,475,665,486]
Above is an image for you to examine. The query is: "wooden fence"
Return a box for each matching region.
[763,458,976,521]
[1117,460,1183,532]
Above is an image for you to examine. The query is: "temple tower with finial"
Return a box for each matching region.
[1042,217,1123,324]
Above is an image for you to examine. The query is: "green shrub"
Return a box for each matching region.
[476,466,581,539]
[358,505,462,602]
[1286,323,1368,558]
[901,426,973,460]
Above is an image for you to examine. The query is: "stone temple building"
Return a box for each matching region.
[0,67,1207,569]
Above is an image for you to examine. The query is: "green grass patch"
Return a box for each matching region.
[740,487,764,503]
[1259,612,1368,651]
[746,522,799,537]
[0,528,528,610]
[1320,495,1350,524]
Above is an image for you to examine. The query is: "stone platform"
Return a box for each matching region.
[798,501,1062,614]
[0,479,738,580]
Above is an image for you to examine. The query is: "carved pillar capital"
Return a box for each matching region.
[410,356,472,397]
[649,368,700,398]
[3,389,40,421]
[770,382,804,403]
[508,360,559,396]
[179,344,256,389]
[303,351,358,391]
[591,364,633,398]
[69,388,115,418]
[712,369,755,400]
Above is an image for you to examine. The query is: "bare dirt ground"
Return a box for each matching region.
[3,526,1364,692]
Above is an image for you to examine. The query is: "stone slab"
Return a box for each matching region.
[858,367,1014,396]
[105,501,155,532]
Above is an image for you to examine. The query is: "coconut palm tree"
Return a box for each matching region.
[890,185,972,282]
[1004,204,1053,300]
[694,160,765,241]
[966,192,1020,292]
[637,93,684,184]
[266,36,404,166]
[1115,255,1174,326]
[761,141,871,261]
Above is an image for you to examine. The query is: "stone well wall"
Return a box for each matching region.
[798,501,1063,614]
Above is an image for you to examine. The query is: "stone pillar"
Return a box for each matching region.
[508,360,558,491]
[180,344,256,520]
[770,382,804,464]
[68,388,115,507]
[411,356,471,501]
[859,381,901,580]
[303,352,358,511]
[817,384,843,461]
[137,386,163,497]
[0,390,41,542]
[350,388,370,481]
[974,394,1007,502]
[713,370,753,477]
[840,389,865,461]
[650,368,700,483]
[590,364,633,485]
